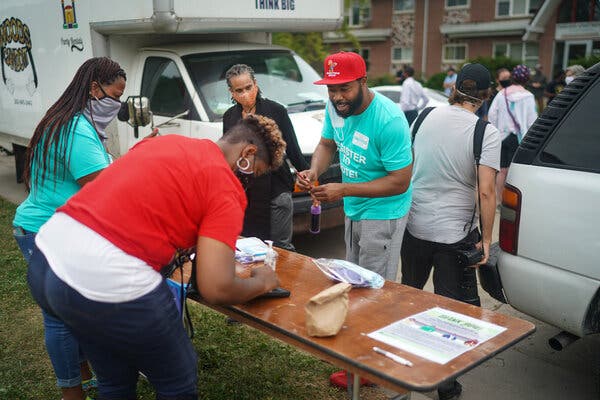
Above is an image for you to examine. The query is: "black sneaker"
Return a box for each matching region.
[438,380,462,400]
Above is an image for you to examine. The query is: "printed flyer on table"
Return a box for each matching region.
[368,307,507,364]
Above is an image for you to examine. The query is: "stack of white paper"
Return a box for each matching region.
[235,237,268,263]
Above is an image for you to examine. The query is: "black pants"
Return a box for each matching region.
[500,133,519,168]
[400,229,481,306]
[242,173,271,239]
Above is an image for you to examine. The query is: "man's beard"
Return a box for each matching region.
[333,89,364,118]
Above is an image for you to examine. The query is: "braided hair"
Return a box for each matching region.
[23,57,126,189]
[223,114,286,171]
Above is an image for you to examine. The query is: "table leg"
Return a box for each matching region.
[345,371,361,399]
[352,373,360,400]
[346,371,353,398]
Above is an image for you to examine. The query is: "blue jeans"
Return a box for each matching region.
[27,245,198,400]
[14,227,85,388]
[13,226,35,263]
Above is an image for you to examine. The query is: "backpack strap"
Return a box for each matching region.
[410,106,435,142]
[473,118,489,166]
[465,117,489,235]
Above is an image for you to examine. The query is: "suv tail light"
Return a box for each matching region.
[499,184,522,255]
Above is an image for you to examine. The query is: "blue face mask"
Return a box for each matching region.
[83,85,122,141]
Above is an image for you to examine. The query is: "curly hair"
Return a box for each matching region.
[224,114,286,170]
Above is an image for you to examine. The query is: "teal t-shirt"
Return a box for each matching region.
[322,92,412,220]
[13,114,110,232]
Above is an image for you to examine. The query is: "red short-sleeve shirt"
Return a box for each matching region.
[59,136,246,270]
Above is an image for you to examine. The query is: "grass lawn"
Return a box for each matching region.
[0,197,389,400]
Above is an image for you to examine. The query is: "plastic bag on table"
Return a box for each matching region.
[311,258,385,289]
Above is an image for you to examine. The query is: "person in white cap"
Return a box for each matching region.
[297,51,412,281]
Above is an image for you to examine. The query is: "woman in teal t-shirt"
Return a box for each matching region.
[13,57,126,400]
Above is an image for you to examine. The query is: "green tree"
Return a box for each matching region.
[424,72,447,90]
[272,32,330,71]
[465,56,520,77]
[367,74,397,87]
[569,55,600,69]
[273,0,366,70]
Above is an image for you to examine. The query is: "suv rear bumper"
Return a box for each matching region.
[498,250,600,337]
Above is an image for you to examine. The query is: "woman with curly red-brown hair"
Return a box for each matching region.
[26,114,286,400]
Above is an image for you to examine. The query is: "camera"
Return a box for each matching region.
[456,246,484,266]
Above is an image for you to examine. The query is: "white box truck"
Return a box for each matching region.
[0,0,344,232]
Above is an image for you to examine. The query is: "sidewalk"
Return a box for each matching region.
[0,153,27,204]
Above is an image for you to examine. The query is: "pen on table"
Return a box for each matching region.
[373,346,413,367]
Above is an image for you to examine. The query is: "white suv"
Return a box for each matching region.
[486,62,600,346]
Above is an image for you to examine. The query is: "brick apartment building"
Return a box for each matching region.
[323,0,600,80]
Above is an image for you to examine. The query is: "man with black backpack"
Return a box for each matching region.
[400,63,500,400]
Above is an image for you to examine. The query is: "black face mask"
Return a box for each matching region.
[235,169,255,190]
[499,79,512,88]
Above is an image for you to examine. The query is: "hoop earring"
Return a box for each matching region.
[236,157,253,174]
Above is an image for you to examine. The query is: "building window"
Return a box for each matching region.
[347,0,372,27]
[593,41,600,57]
[558,0,600,23]
[344,48,371,71]
[392,47,413,63]
[493,42,539,67]
[497,0,541,17]
[393,0,414,12]
[443,44,467,63]
[446,0,469,8]
[360,48,371,71]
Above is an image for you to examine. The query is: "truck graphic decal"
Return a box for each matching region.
[61,0,78,29]
[0,17,38,93]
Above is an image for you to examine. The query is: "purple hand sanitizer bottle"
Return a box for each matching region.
[310,200,321,234]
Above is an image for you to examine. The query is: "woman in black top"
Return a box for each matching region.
[222,64,309,250]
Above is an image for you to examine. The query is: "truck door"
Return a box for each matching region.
[128,55,199,148]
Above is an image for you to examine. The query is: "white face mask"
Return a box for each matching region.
[565,76,575,85]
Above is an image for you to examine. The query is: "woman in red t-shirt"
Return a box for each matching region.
[26,115,287,400]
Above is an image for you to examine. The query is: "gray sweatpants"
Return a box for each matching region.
[344,216,408,282]
[270,191,294,251]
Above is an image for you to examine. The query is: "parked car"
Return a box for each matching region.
[370,85,449,110]
[481,62,600,350]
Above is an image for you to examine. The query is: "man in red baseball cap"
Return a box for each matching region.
[313,51,367,85]
[299,50,413,390]
[298,48,413,308]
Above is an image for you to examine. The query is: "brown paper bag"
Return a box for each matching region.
[305,282,352,337]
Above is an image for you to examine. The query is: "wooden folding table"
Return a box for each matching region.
[189,248,535,399]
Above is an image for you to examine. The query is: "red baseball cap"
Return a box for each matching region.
[314,51,367,85]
